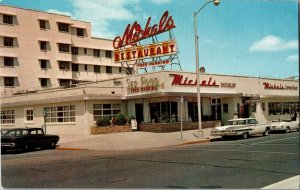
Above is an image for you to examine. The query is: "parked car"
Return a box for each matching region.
[269,119,299,133]
[211,118,271,139]
[1,128,59,152]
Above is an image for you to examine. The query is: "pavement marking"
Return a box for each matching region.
[247,136,299,145]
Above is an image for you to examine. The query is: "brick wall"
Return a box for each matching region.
[91,125,132,135]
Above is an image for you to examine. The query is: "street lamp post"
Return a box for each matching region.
[194,0,220,138]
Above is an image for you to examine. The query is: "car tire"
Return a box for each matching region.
[263,128,270,136]
[49,142,57,149]
[285,127,290,133]
[242,132,248,139]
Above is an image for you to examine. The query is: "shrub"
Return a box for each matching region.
[96,116,111,127]
[115,112,127,125]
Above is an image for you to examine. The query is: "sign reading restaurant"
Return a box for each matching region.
[113,11,177,68]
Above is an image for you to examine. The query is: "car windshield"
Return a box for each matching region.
[1,129,9,136]
[227,120,246,125]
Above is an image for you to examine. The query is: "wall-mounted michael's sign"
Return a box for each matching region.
[126,77,165,94]
[263,82,298,90]
[169,74,236,88]
[113,11,175,49]
[114,41,176,63]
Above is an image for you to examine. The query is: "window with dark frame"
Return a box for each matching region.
[106,66,112,74]
[40,78,48,87]
[4,37,13,47]
[40,59,48,69]
[94,65,100,73]
[39,20,46,29]
[72,64,79,72]
[40,41,47,51]
[58,43,70,52]
[58,23,69,32]
[71,47,78,55]
[105,50,112,58]
[4,57,14,66]
[3,14,13,24]
[84,48,87,54]
[93,49,100,57]
[58,61,70,70]
[223,104,228,113]
[119,67,122,73]
[4,77,14,87]
[77,28,84,37]
[84,64,88,71]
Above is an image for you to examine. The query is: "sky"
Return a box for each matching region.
[1,0,299,79]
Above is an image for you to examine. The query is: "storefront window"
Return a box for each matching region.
[149,101,177,123]
[268,102,298,115]
[44,105,75,123]
[0,110,15,124]
[93,104,121,121]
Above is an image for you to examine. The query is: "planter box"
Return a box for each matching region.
[91,125,132,135]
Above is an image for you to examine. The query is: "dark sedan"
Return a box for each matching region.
[1,128,59,152]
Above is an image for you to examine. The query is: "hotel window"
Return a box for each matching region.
[24,108,34,123]
[58,43,70,52]
[58,61,70,70]
[58,23,69,32]
[106,66,112,74]
[119,67,122,73]
[40,59,48,69]
[84,64,88,71]
[77,28,84,37]
[71,47,78,55]
[4,37,13,47]
[0,110,15,124]
[40,41,47,51]
[40,78,48,87]
[39,20,47,29]
[84,48,87,55]
[44,105,75,123]
[4,57,14,67]
[93,104,121,121]
[105,50,112,58]
[72,64,79,72]
[94,65,100,73]
[93,49,100,57]
[4,77,14,87]
[3,14,13,24]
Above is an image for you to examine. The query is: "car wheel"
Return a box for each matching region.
[285,127,290,133]
[49,142,57,149]
[263,128,269,136]
[242,132,248,139]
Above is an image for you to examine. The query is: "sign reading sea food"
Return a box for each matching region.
[113,11,177,68]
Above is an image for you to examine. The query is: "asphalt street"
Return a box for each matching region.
[1,131,299,188]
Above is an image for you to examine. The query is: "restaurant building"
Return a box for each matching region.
[1,70,299,135]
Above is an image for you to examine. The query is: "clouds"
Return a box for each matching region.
[249,35,298,52]
[249,35,298,64]
[47,9,71,16]
[147,0,172,4]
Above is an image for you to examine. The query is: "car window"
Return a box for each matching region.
[248,119,257,125]
[22,130,29,136]
[4,130,16,137]
[30,130,37,136]
[37,129,43,135]
[15,130,22,137]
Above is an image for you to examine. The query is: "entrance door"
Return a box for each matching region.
[211,105,222,120]
[135,104,144,123]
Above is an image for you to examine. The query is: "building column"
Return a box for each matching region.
[127,100,135,119]
[143,99,151,123]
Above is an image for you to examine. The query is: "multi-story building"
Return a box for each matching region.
[0,5,127,96]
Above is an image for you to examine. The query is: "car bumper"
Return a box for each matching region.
[211,131,242,136]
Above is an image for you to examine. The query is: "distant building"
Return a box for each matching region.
[0,5,127,97]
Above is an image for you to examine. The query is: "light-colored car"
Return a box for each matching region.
[269,119,299,133]
[211,118,271,139]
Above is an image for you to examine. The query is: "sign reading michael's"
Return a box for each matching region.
[113,11,177,68]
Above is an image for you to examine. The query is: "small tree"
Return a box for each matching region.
[115,112,127,125]
[96,116,111,127]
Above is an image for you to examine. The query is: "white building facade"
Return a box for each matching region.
[1,71,299,135]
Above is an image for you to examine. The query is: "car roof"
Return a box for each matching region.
[2,127,43,131]
[228,118,254,121]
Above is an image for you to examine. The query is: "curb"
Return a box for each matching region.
[56,147,87,151]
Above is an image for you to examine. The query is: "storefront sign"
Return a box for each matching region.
[126,77,164,94]
[169,74,236,88]
[263,82,298,90]
[114,41,176,63]
[113,11,176,49]
[136,59,171,68]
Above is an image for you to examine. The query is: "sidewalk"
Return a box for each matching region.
[57,128,218,151]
